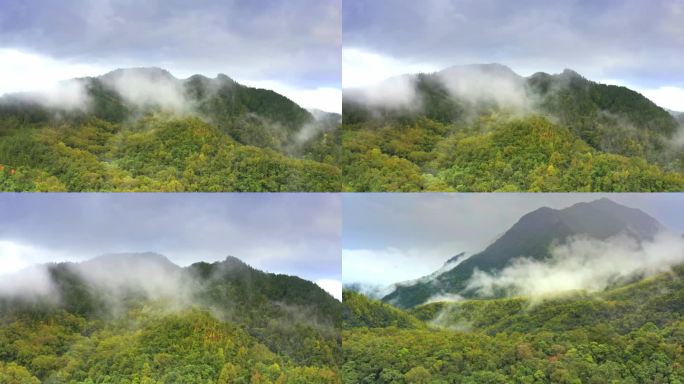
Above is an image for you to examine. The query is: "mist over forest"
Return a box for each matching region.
[0,67,342,192]
[0,252,342,383]
[343,197,684,382]
[341,64,684,192]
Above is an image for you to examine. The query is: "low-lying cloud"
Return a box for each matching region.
[101,70,191,114]
[437,65,532,112]
[0,253,190,307]
[466,232,684,298]
[343,65,538,118]
[2,80,91,111]
[345,75,420,111]
[0,265,55,299]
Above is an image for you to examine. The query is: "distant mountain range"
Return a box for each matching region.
[383,198,666,308]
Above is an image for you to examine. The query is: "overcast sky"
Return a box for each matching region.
[0,0,341,112]
[343,193,684,287]
[343,0,684,111]
[0,193,342,299]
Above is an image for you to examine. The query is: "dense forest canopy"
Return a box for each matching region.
[342,198,684,382]
[343,262,684,383]
[0,67,341,192]
[342,64,684,192]
[0,253,342,383]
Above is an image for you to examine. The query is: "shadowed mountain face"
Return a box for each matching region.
[383,198,665,308]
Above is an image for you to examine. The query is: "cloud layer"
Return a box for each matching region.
[466,232,684,298]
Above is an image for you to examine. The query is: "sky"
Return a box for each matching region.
[0,0,341,112]
[343,193,684,287]
[0,193,342,300]
[343,0,684,111]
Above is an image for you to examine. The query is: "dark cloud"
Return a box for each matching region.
[0,0,340,88]
[343,0,684,88]
[0,193,341,283]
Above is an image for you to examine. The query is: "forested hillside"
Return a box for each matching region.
[342,65,684,192]
[0,68,341,191]
[384,198,665,308]
[343,264,684,383]
[0,253,342,383]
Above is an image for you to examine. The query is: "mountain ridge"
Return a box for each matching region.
[341,63,684,192]
[383,198,666,308]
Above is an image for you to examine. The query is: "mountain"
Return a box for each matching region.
[342,290,424,329]
[2,67,313,133]
[383,198,664,308]
[0,254,341,382]
[342,64,684,192]
[0,68,341,192]
[343,264,684,383]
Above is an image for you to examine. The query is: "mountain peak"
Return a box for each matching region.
[439,63,520,78]
[215,73,234,83]
[100,67,176,81]
[588,197,619,207]
[220,255,250,268]
[560,68,582,78]
[384,199,665,308]
[82,252,179,270]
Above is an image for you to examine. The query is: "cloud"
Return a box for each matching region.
[344,74,420,110]
[0,50,340,113]
[466,232,684,298]
[0,48,103,111]
[640,86,684,112]
[437,65,531,111]
[0,266,55,299]
[0,48,105,95]
[343,0,684,100]
[316,279,342,301]
[0,240,69,275]
[0,194,341,285]
[342,247,460,287]
[600,78,684,112]
[342,47,437,88]
[0,0,340,89]
[342,194,684,288]
[100,69,190,114]
[69,253,186,303]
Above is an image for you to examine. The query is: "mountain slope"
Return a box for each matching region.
[342,290,423,329]
[384,198,664,308]
[342,64,684,192]
[343,265,684,383]
[0,254,342,382]
[0,68,341,192]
